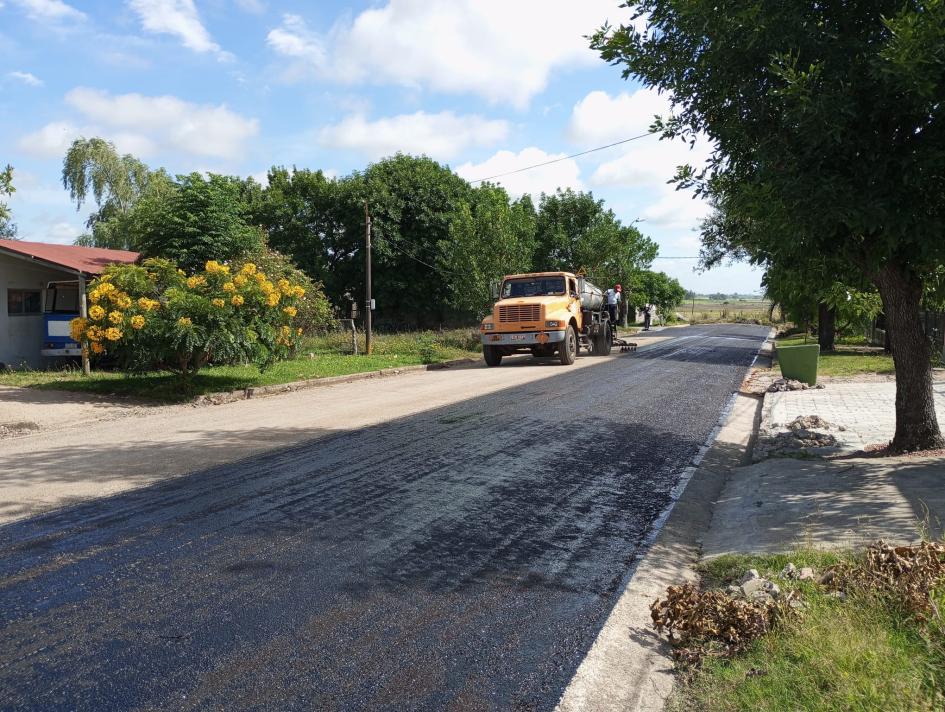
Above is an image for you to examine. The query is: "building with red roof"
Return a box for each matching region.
[0,239,139,368]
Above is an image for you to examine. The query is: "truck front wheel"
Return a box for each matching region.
[558,325,577,365]
[483,345,503,367]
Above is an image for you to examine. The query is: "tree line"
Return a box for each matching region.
[60,139,684,328]
[594,0,945,451]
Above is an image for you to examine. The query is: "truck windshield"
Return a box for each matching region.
[502,277,566,298]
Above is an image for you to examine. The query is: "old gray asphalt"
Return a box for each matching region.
[0,324,768,711]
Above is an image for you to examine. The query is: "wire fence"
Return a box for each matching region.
[866,311,945,358]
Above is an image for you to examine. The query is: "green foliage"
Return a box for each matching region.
[630,270,687,316]
[62,138,154,249]
[593,0,945,448]
[72,258,310,378]
[439,185,536,317]
[133,173,264,271]
[0,163,15,238]
[534,187,657,288]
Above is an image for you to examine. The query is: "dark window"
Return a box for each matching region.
[45,286,79,313]
[502,277,566,298]
[7,289,42,315]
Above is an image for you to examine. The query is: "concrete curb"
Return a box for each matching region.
[193,357,480,406]
[555,331,773,712]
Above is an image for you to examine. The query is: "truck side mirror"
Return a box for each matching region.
[490,280,501,299]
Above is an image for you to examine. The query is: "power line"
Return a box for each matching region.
[653,256,700,259]
[468,131,657,184]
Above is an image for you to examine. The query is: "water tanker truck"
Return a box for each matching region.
[479,271,613,367]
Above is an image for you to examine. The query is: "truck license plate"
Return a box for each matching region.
[510,334,526,341]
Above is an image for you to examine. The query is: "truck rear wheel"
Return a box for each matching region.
[558,325,577,365]
[483,345,503,367]
[595,323,612,356]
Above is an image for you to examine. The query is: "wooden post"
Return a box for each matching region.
[78,274,91,375]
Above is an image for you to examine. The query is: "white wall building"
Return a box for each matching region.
[0,240,138,368]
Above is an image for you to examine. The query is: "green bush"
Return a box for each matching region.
[71,257,319,377]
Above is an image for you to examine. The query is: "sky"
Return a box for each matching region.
[0,0,764,294]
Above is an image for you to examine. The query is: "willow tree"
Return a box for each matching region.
[63,138,153,249]
[594,0,945,451]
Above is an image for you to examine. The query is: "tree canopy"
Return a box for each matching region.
[593,0,945,451]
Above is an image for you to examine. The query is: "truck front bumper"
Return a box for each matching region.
[481,330,566,346]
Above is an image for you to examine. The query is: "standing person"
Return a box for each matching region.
[605,284,621,330]
[643,303,652,331]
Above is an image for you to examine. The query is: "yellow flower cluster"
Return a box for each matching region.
[240,263,257,275]
[186,275,207,289]
[91,342,105,354]
[89,305,106,321]
[233,274,248,287]
[222,282,236,293]
[231,295,245,306]
[131,315,146,330]
[205,260,230,275]
[137,297,160,312]
[104,327,122,342]
[178,317,192,327]
[87,325,104,342]
[70,317,88,342]
[212,298,225,308]
[108,311,123,325]
[283,306,297,318]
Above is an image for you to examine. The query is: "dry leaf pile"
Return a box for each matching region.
[823,540,945,623]
[650,582,786,665]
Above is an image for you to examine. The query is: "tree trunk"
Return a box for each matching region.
[874,262,944,452]
[817,303,836,352]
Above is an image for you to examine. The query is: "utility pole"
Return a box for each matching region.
[364,201,373,355]
[78,274,91,376]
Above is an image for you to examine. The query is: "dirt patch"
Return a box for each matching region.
[0,421,41,438]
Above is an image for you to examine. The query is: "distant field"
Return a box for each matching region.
[681,299,778,324]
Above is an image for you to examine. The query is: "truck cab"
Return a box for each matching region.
[40,281,82,357]
[480,271,612,366]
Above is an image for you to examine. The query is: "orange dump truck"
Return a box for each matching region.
[479,271,613,366]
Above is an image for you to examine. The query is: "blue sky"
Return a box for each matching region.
[0,0,764,294]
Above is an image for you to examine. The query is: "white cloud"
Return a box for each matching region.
[7,70,43,86]
[12,0,85,22]
[640,185,711,230]
[17,88,259,161]
[266,1,631,107]
[455,148,583,198]
[17,121,81,158]
[318,111,509,161]
[569,87,670,145]
[128,0,232,60]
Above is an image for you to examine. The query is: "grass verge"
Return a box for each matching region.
[776,335,895,377]
[669,550,945,712]
[0,328,481,403]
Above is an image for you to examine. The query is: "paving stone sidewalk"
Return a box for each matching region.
[760,381,945,455]
[704,379,945,558]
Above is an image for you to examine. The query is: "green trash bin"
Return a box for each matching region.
[776,344,820,386]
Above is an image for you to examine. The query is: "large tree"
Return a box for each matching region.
[594,0,945,451]
[438,185,537,318]
[534,188,657,291]
[132,173,264,271]
[63,138,156,249]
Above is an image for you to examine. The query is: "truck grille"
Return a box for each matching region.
[499,304,540,322]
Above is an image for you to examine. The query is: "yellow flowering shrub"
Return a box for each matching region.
[70,254,327,377]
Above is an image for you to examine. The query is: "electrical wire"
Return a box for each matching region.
[468,131,657,184]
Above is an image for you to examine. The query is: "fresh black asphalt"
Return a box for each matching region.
[0,324,769,711]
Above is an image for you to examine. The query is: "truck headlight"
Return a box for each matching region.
[545,320,560,328]
[482,322,494,330]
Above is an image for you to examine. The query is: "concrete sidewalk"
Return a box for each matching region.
[705,377,945,558]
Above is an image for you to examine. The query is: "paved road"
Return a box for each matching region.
[0,324,768,711]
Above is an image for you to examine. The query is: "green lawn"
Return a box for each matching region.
[670,551,945,712]
[776,335,895,377]
[0,329,481,403]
